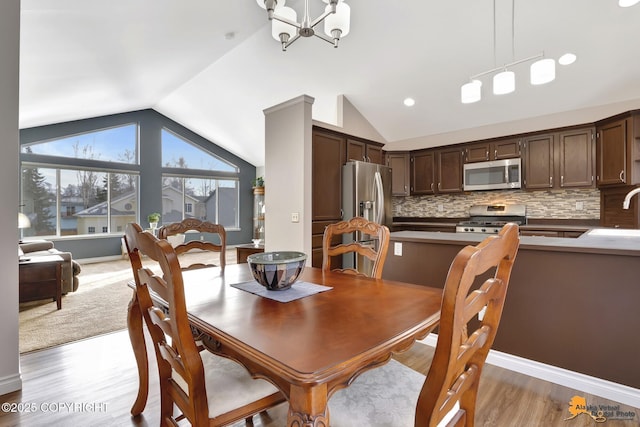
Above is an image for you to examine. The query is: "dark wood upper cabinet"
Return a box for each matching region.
[558,127,595,188]
[522,127,595,190]
[386,152,410,196]
[437,147,464,193]
[464,138,521,163]
[600,186,639,228]
[312,130,345,221]
[346,139,384,165]
[410,147,463,195]
[595,115,640,188]
[523,133,555,189]
[410,150,436,194]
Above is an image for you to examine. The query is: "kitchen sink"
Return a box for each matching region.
[585,228,640,237]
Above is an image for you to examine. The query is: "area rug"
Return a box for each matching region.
[18,258,135,353]
[19,249,233,353]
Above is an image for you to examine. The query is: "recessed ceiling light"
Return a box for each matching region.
[619,0,640,7]
[558,53,577,65]
[224,32,235,40]
[403,98,415,107]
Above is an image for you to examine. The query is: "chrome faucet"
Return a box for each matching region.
[622,187,640,209]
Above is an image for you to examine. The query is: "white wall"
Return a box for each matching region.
[0,0,22,395]
[263,95,313,258]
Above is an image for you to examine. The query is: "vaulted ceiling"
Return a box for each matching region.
[19,0,640,167]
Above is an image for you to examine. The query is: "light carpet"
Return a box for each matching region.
[19,249,234,353]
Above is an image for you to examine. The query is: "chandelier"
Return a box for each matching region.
[256,0,351,51]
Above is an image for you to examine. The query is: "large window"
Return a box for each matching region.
[161,129,239,228]
[22,165,138,238]
[20,123,139,238]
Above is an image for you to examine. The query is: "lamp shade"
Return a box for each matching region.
[530,58,556,85]
[256,0,286,9]
[619,0,640,7]
[18,212,31,229]
[324,2,350,38]
[272,6,297,42]
[461,80,482,103]
[493,70,515,95]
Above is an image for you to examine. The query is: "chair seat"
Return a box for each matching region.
[173,350,282,419]
[328,359,425,426]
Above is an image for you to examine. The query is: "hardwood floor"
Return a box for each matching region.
[1,329,637,426]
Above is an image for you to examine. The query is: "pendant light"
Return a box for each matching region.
[493,70,515,95]
[530,58,556,85]
[461,80,482,103]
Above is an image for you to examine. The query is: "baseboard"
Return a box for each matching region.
[418,334,640,408]
[0,373,22,396]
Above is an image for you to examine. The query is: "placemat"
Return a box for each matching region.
[231,280,332,303]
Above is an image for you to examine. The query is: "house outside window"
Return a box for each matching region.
[20,124,140,238]
[161,129,239,228]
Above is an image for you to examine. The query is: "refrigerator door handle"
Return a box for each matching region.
[374,170,384,224]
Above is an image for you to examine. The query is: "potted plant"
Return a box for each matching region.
[147,212,161,229]
[252,176,264,188]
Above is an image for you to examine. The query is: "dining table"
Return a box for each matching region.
[127,262,443,426]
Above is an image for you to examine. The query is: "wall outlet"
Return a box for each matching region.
[575,201,584,211]
[437,204,444,212]
[394,242,402,256]
[291,212,300,223]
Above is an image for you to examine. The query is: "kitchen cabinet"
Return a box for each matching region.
[523,126,595,190]
[558,127,595,188]
[386,152,410,196]
[410,150,436,194]
[596,113,640,188]
[437,147,464,193]
[464,137,521,163]
[410,147,463,195]
[523,133,555,189]
[600,186,639,228]
[346,139,384,165]
[312,128,344,222]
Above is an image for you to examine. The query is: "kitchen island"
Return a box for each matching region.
[383,230,640,390]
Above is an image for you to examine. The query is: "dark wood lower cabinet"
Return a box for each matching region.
[382,236,640,389]
[600,185,640,228]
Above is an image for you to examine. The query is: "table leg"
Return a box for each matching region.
[127,289,148,416]
[287,383,329,427]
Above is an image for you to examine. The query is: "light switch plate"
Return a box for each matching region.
[394,242,402,256]
[291,212,299,222]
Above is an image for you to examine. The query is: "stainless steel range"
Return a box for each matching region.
[456,204,526,234]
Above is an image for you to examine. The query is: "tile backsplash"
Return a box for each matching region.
[393,188,600,220]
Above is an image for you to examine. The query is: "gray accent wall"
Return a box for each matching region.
[20,109,256,259]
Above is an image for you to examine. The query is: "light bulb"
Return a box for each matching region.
[461,80,482,103]
[530,58,556,85]
[324,2,351,41]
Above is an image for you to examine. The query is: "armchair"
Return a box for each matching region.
[19,240,81,293]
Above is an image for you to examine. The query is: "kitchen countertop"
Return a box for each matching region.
[390,230,640,257]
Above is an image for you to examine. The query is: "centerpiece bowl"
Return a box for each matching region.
[247,251,307,291]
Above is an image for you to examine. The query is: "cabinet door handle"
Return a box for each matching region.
[549,176,553,187]
[619,170,625,182]
[430,183,434,192]
[561,175,564,187]
[438,182,441,191]
[485,150,489,161]
[494,149,498,159]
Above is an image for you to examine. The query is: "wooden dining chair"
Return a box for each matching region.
[322,216,391,279]
[328,223,520,426]
[124,223,285,427]
[158,218,226,273]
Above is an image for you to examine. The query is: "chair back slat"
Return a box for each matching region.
[416,223,520,427]
[158,218,226,273]
[322,217,390,279]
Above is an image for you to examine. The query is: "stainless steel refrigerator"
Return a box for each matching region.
[342,160,392,276]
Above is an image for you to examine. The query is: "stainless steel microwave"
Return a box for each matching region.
[463,158,522,191]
